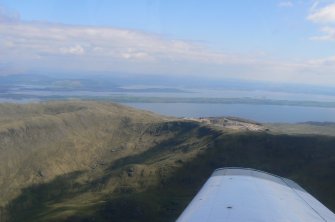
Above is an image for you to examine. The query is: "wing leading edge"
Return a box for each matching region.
[176,167,335,222]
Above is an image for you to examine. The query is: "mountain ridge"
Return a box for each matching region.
[0,101,334,221]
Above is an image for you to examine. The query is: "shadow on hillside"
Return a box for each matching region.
[108,125,220,171]
[69,133,335,222]
[5,171,87,222]
[5,132,335,222]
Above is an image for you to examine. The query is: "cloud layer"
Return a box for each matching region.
[308,3,335,23]
[0,6,335,85]
[308,3,335,41]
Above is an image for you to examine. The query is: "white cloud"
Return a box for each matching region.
[0,22,197,60]
[308,3,335,41]
[310,26,335,40]
[308,55,335,66]
[0,20,260,74]
[60,45,85,55]
[310,0,320,12]
[308,3,335,23]
[1,11,335,85]
[278,1,294,8]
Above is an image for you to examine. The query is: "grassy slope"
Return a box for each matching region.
[266,122,335,136]
[0,101,335,221]
[0,101,170,205]
[98,133,335,222]
[0,101,213,221]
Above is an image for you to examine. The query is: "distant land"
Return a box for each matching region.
[2,74,335,123]
[1,74,335,109]
[98,96,335,108]
[2,94,335,109]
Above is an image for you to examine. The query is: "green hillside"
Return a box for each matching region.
[0,101,334,221]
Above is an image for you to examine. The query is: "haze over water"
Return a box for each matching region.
[124,103,335,123]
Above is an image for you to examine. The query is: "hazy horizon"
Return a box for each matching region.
[1,0,335,86]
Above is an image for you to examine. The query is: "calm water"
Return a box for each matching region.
[124,103,335,123]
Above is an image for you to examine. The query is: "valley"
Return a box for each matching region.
[0,101,334,221]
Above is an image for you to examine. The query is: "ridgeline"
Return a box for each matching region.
[0,101,334,221]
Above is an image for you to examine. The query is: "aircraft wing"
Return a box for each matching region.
[176,168,335,222]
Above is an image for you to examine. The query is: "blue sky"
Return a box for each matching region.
[0,0,335,85]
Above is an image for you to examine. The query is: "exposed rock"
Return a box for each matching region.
[127,167,135,177]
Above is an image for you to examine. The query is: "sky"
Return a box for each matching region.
[0,0,335,85]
